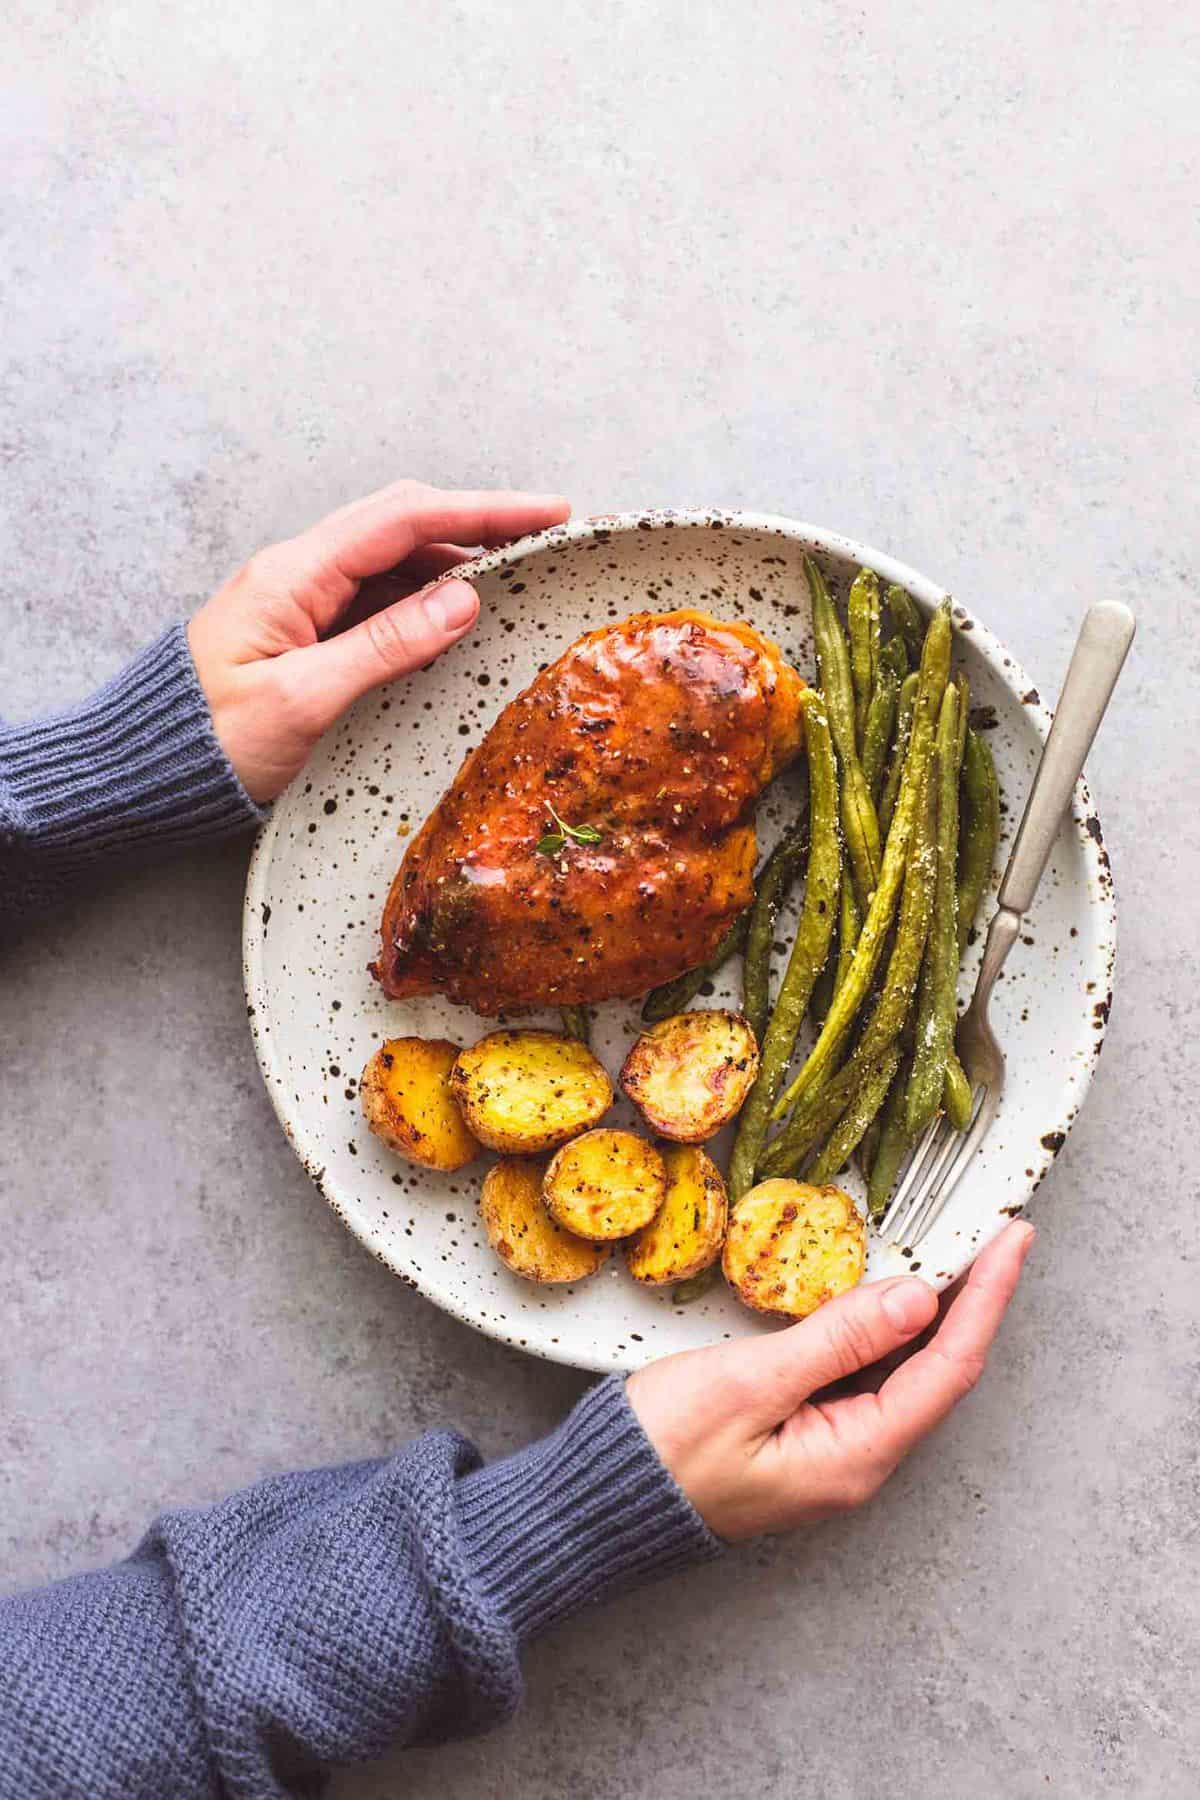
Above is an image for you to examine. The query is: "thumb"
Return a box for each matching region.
[286,576,480,728]
[742,1277,938,1427]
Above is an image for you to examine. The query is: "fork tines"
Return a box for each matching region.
[878,1088,988,1247]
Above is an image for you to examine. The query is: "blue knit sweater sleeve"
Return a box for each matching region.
[0,1378,718,1798]
[0,623,265,919]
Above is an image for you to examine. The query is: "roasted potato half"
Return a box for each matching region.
[360,1038,479,1172]
[723,1179,865,1320]
[620,1009,759,1142]
[480,1157,610,1284]
[543,1129,667,1241]
[450,1030,613,1154]
[625,1144,727,1285]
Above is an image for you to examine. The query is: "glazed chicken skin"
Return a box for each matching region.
[373,610,805,1015]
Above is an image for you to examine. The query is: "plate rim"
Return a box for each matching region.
[243,507,1117,1369]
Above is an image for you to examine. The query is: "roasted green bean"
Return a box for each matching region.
[940,688,974,1131]
[805,1045,901,1186]
[957,726,1000,956]
[672,1264,720,1304]
[954,672,970,768]
[841,749,936,1061]
[885,582,926,665]
[862,663,899,803]
[743,818,810,1043]
[727,689,841,1201]
[880,635,908,683]
[810,868,841,1025]
[867,1058,912,1218]
[758,1024,890,1177]
[944,1050,974,1129]
[879,672,918,839]
[834,878,861,996]
[758,1061,854,1175]
[806,559,882,910]
[559,1005,590,1045]
[759,754,936,1175]
[641,909,750,1022]
[905,683,962,1137]
[768,601,952,1119]
[809,940,836,1026]
[848,567,881,749]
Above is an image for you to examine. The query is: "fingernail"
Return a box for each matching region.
[880,1278,935,1333]
[423,579,478,636]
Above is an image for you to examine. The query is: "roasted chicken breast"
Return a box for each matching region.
[372,609,804,1014]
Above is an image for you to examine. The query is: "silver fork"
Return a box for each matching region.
[880,600,1136,1249]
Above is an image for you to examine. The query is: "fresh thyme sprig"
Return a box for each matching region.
[536,802,604,856]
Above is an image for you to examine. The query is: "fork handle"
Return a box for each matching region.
[998,601,1135,917]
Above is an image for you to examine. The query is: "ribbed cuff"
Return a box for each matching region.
[456,1375,721,1645]
[0,624,264,866]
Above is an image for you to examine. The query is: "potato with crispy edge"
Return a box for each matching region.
[543,1129,667,1241]
[360,1038,479,1172]
[723,1179,865,1319]
[620,1009,759,1143]
[480,1157,610,1284]
[625,1145,727,1285]
[450,1030,613,1154]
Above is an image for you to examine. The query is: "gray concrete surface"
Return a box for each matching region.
[2,2,1197,1794]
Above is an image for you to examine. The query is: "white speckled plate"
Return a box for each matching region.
[243,511,1115,1373]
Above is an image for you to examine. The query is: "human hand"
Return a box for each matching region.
[626,1219,1034,1540]
[188,480,570,802]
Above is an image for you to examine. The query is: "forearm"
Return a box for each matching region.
[0,625,263,923]
[0,1378,717,1799]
